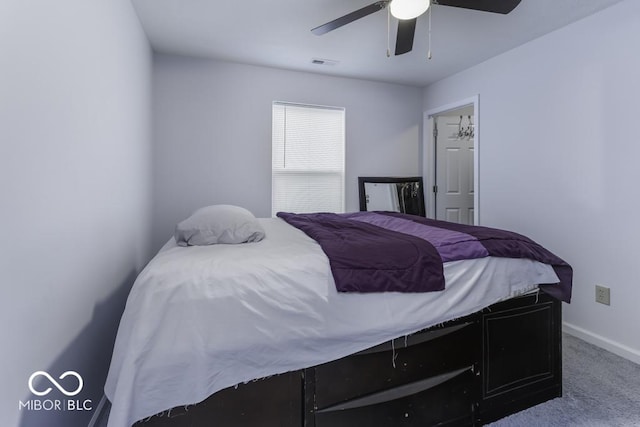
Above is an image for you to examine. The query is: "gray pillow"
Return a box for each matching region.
[174,205,265,246]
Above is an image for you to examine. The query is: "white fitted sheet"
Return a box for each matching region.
[104,218,559,427]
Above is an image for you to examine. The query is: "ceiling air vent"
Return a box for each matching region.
[311,58,339,66]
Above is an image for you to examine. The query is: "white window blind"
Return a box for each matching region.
[272,102,345,216]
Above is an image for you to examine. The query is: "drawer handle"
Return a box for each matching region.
[356,322,473,356]
[316,366,471,413]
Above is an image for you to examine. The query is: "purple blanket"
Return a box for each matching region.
[276,211,572,302]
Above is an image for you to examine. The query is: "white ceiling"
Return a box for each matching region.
[132,0,625,87]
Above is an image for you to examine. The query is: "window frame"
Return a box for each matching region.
[271,101,346,216]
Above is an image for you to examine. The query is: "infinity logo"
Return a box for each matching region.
[28,371,83,397]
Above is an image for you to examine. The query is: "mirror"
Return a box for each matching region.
[358,177,425,216]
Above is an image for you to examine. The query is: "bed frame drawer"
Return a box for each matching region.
[311,320,478,411]
[313,368,474,427]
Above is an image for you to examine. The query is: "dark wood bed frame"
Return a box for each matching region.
[136,291,562,426]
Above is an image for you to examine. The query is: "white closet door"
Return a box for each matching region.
[435,115,474,225]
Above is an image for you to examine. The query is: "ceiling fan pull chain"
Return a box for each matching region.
[427,4,432,60]
[386,6,391,57]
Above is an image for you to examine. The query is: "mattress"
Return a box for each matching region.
[104,217,559,427]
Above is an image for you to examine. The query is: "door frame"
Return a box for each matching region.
[423,95,480,224]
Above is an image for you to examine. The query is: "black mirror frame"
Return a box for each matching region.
[358,176,426,216]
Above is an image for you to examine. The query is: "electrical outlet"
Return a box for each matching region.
[595,285,610,305]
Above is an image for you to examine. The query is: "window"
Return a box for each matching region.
[272,102,345,216]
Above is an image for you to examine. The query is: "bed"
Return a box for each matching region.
[104,206,572,427]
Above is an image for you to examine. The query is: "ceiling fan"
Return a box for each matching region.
[312,0,522,56]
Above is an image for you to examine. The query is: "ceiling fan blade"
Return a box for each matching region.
[312,1,389,35]
[395,18,417,55]
[433,0,521,14]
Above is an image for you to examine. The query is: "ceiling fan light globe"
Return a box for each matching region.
[389,0,430,20]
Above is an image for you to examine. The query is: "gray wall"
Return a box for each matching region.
[423,0,640,363]
[0,1,152,426]
[151,55,423,251]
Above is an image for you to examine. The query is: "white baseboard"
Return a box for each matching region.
[87,395,109,427]
[563,322,640,365]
